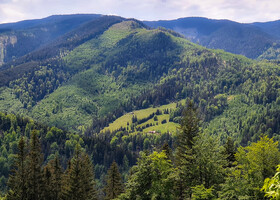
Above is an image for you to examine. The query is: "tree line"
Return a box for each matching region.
[2,102,280,199]
[5,130,124,200]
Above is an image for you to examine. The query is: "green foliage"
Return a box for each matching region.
[220,136,280,199]
[0,111,138,195]
[0,14,101,66]
[104,161,123,200]
[0,18,279,142]
[6,137,28,200]
[9,65,70,108]
[117,151,174,200]
[262,165,280,200]
[0,16,280,200]
[6,133,98,200]
[63,145,97,200]
[42,155,63,200]
[258,44,280,60]
[26,130,44,200]
[191,185,215,200]
[174,101,200,199]
[193,133,226,188]
[223,137,236,168]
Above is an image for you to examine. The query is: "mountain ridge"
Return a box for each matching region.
[0,14,102,65]
[0,17,278,140]
[144,16,280,59]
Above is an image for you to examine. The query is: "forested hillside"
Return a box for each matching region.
[1,103,280,199]
[0,14,279,199]
[0,14,101,65]
[0,111,142,198]
[0,16,279,136]
[144,17,280,59]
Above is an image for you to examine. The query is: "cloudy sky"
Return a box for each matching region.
[0,0,280,24]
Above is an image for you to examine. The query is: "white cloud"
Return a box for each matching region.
[0,0,280,24]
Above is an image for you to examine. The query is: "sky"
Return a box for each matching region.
[0,0,280,24]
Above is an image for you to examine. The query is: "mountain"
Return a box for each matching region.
[0,14,101,65]
[144,17,280,59]
[253,20,280,39]
[0,14,279,199]
[0,15,278,148]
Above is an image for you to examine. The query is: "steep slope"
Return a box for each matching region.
[0,14,101,65]
[0,17,278,142]
[144,17,278,59]
[23,20,180,130]
[253,20,280,39]
[0,15,124,86]
[0,111,138,193]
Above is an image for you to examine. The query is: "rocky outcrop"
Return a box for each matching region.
[0,35,17,65]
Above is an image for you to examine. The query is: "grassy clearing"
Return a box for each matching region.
[143,121,178,134]
[0,87,27,115]
[102,100,185,134]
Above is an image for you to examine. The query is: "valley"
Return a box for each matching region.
[0,14,279,199]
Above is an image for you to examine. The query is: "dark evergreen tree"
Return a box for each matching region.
[80,153,98,200]
[51,155,63,200]
[104,161,123,200]
[26,130,44,200]
[161,142,172,161]
[174,101,200,199]
[122,155,129,172]
[223,137,236,168]
[61,160,71,200]
[64,145,97,200]
[7,137,28,200]
[116,151,174,200]
[193,133,226,189]
[42,155,63,200]
[42,166,52,200]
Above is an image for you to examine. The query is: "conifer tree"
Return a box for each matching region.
[80,153,98,200]
[7,137,28,200]
[42,155,63,200]
[42,166,52,200]
[161,142,172,160]
[51,155,63,200]
[26,130,44,200]
[220,136,280,199]
[67,145,83,200]
[116,151,174,200]
[193,132,226,188]
[223,137,236,168]
[122,155,129,172]
[104,161,123,200]
[174,101,200,199]
[64,145,97,200]
[61,160,71,200]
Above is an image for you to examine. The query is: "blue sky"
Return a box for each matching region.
[0,0,280,24]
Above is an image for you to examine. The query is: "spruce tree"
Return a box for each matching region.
[65,146,83,200]
[161,142,172,160]
[223,137,236,168]
[7,137,28,200]
[104,161,123,200]
[64,145,97,200]
[61,160,71,200]
[42,166,52,200]
[51,155,63,200]
[26,130,44,200]
[80,153,98,200]
[174,101,200,199]
[193,133,226,188]
[42,155,63,200]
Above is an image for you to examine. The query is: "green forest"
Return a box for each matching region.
[0,15,279,200]
[1,102,280,199]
